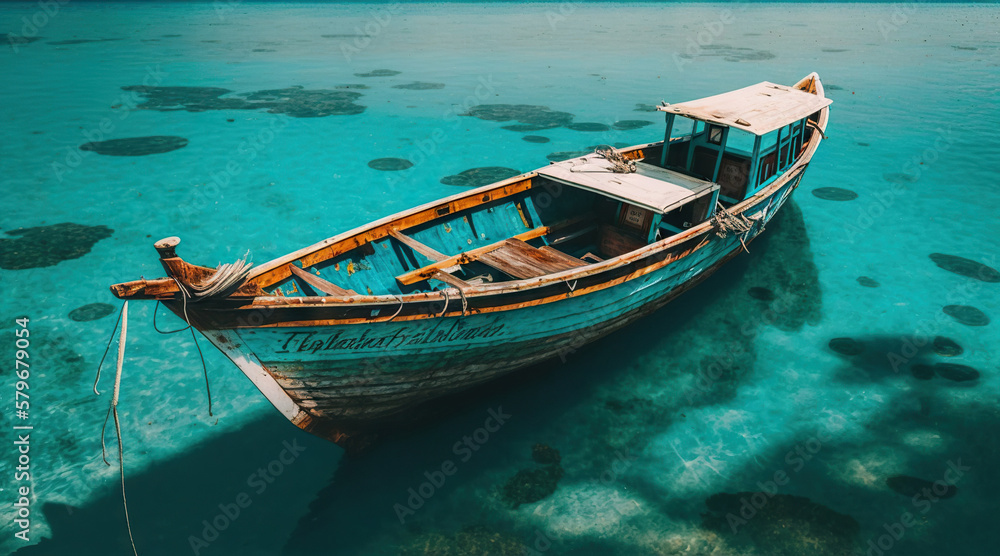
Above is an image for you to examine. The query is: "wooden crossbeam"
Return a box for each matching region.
[388,229,448,261]
[431,270,472,289]
[394,214,591,286]
[288,264,357,296]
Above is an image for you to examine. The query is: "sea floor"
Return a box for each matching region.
[1,2,999,555]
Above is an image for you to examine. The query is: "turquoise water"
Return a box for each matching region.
[2,2,999,555]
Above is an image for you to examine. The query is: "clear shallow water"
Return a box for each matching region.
[1,2,999,555]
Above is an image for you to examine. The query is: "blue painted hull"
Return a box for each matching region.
[221,173,803,429]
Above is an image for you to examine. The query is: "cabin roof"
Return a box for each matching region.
[537,154,718,214]
[657,81,832,135]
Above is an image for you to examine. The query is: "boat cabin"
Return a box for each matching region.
[257,81,830,299]
[654,81,832,205]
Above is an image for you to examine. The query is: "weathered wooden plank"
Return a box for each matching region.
[539,246,588,268]
[388,228,447,261]
[288,265,356,296]
[479,239,579,279]
[394,214,591,286]
[431,270,472,290]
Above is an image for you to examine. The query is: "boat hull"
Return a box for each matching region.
[187,171,805,446]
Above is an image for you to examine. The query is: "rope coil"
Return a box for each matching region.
[595,146,636,174]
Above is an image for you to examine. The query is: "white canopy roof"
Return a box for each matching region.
[658,81,832,136]
[536,155,717,214]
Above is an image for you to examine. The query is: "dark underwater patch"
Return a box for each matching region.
[811,187,858,201]
[532,443,561,465]
[69,303,116,322]
[242,86,365,117]
[883,172,918,184]
[633,103,659,112]
[825,84,846,91]
[354,69,401,77]
[943,305,990,326]
[747,287,775,301]
[822,49,849,53]
[611,119,654,130]
[391,81,445,90]
[521,135,550,143]
[463,104,574,129]
[48,38,122,45]
[857,276,880,288]
[0,223,113,270]
[952,45,978,51]
[79,136,188,156]
[500,123,558,132]
[123,85,365,117]
[566,122,610,132]
[367,158,413,171]
[500,445,564,509]
[681,44,776,63]
[928,253,1000,282]
[857,142,870,147]
[440,167,520,187]
[2,33,42,45]
[251,48,275,52]
[886,475,957,498]
[321,34,367,38]
[703,492,859,556]
[501,465,563,508]
[829,334,939,383]
[910,364,935,380]
[934,363,980,382]
[829,337,865,356]
[932,336,963,357]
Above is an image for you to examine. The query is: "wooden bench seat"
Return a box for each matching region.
[479,239,586,279]
[394,214,592,286]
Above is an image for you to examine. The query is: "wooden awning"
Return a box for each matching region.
[537,155,717,214]
[658,81,832,136]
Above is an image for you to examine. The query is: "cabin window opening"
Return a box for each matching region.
[707,125,724,145]
[725,128,756,156]
[759,129,779,153]
[660,195,713,233]
[670,116,699,140]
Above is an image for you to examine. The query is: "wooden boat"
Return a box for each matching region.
[111,73,831,450]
